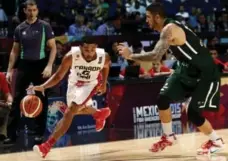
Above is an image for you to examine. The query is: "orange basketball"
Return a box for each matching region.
[20,95,43,118]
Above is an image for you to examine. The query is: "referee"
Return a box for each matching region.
[5,0,56,144]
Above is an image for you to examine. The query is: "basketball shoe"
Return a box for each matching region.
[197,138,225,155]
[150,133,177,152]
[93,107,111,132]
[33,142,52,158]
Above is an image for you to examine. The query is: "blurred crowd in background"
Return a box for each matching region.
[1,0,228,76]
[0,0,228,36]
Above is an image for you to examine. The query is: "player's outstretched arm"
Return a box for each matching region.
[131,24,173,62]
[40,52,72,90]
[117,24,176,62]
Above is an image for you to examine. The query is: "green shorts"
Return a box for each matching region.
[160,72,220,111]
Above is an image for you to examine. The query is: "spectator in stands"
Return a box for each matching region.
[127,0,146,18]
[207,36,220,51]
[125,0,134,15]
[218,12,228,32]
[106,42,119,63]
[74,0,85,15]
[84,0,98,21]
[0,3,8,28]
[135,11,142,21]
[176,5,189,22]
[119,60,145,78]
[208,19,216,32]
[5,0,56,144]
[145,0,157,7]
[8,16,20,38]
[0,72,12,141]
[188,7,198,29]
[147,60,172,77]
[95,0,109,22]
[209,48,227,73]
[59,2,77,27]
[116,0,126,16]
[68,15,92,38]
[96,14,121,35]
[196,14,209,32]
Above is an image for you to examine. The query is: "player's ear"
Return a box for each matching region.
[23,7,26,14]
[155,14,161,22]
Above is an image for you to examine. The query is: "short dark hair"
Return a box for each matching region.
[146,3,166,18]
[24,0,37,8]
[81,37,97,45]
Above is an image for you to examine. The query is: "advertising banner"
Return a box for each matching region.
[46,95,106,134]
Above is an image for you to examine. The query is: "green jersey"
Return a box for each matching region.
[165,19,219,81]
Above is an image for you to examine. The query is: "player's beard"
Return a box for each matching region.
[84,54,97,62]
[85,56,93,61]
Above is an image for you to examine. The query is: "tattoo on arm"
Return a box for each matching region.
[131,26,172,62]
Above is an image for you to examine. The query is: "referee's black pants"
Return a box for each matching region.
[7,58,48,140]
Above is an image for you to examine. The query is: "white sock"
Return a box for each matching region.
[209,130,219,141]
[162,122,173,136]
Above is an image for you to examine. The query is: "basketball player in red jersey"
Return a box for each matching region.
[29,41,111,158]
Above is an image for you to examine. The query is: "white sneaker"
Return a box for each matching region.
[197,138,225,155]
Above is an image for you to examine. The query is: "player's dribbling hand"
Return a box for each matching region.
[117,43,132,59]
[42,65,52,78]
[26,85,45,96]
[96,84,107,96]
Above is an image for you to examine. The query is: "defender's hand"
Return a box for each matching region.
[117,44,132,59]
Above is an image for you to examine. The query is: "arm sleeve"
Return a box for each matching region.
[44,23,55,40]
[14,26,20,43]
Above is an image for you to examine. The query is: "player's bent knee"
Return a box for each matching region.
[68,102,84,115]
[157,95,171,110]
[63,108,74,119]
[187,107,205,127]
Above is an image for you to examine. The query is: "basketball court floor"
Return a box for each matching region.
[0,128,227,161]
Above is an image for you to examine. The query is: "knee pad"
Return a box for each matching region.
[157,95,171,110]
[187,107,205,127]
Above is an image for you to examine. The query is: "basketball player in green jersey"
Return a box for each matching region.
[117,3,224,155]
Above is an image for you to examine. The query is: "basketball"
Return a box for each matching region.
[20,95,43,118]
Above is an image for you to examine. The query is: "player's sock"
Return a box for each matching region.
[208,130,219,141]
[162,122,173,136]
[46,137,56,147]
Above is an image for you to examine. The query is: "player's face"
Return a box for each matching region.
[146,11,163,31]
[80,44,97,61]
[24,5,38,21]
[146,11,155,29]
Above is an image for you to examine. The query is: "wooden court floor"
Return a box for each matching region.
[0,129,227,161]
